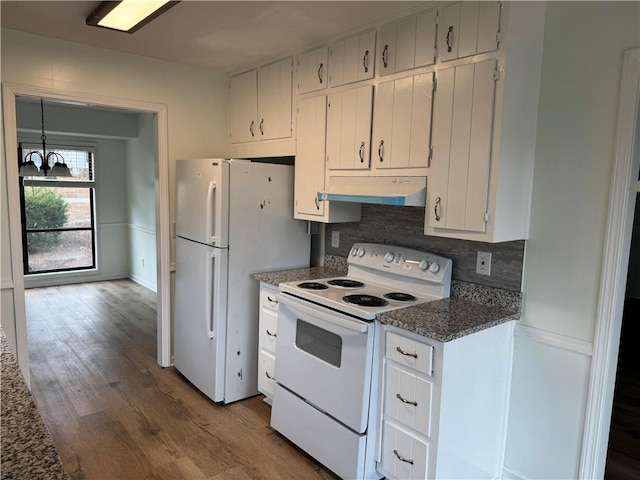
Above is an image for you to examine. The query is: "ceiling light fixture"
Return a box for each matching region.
[19,99,72,178]
[86,0,179,34]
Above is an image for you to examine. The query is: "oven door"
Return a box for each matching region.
[274,293,375,433]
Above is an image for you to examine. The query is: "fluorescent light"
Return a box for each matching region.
[87,1,178,34]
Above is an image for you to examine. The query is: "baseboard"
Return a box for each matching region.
[502,465,527,480]
[128,274,157,293]
[24,272,129,289]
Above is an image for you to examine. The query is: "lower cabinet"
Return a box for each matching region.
[377,323,515,480]
[257,283,279,403]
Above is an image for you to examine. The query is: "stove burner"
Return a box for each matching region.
[327,279,365,288]
[297,282,329,290]
[384,292,417,302]
[343,294,389,307]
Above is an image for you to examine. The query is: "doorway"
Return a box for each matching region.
[2,83,172,383]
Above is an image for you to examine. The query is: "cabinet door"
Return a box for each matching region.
[438,1,500,62]
[414,9,437,68]
[257,58,292,141]
[379,23,396,76]
[372,73,433,170]
[229,70,258,143]
[330,31,375,87]
[327,85,372,171]
[428,60,496,232]
[358,30,376,81]
[295,96,327,218]
[297,46,328,94]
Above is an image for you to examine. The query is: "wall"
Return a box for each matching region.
[126,113,157,291]
[504,3,640,479]
[625,110,640,298]
[325,205,525,291]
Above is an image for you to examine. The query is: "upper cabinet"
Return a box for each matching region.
[437,1,501,63]
[229,57,293,144]
[297,46,329,94]
[329,30,376,87]
[372,73,433,171]
[378,9,437,76]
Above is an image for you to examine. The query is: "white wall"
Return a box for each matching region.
[505,2,640,478]
[127,113,157,291]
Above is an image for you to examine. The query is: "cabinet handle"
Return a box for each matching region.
[396,393,418,407]
[393,450,414,465]
[265,371,273,380]
[314,195,320,210]
[259,118,264,135]
[318,63,323,83]
[396,346,418,358]
[266,329,277,338]
[359,142,365,163]
[363,49,369,73]
[249,120,255,137]
[446,26,454,53]
[434,196,442,221]
[382,44,389,68]
[378,140,384,162]
[267,295,278,304]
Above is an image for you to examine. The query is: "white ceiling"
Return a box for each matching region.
[1,1,428,73]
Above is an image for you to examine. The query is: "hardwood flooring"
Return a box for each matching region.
[25,280,338,480]
[605,297,640,480]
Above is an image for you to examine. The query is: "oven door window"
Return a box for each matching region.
[295,319,342,368]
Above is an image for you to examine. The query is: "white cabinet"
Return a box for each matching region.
[294,95,361,222]
[427,59,496,233]
[377,323,515,480]
[297,46,328,94]
[257,283,279,402]
[437,1,501,63]
[326,85,373,171]
[378,9,437,76]
[329,30,376,87]
[372,73,433,171]
[229,58,293,144]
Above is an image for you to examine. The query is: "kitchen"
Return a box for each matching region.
[1,2,639,479]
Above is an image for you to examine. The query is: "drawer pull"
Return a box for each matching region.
[266,330,277,338]
[396,346,418,358]
[396,393,418,407]
[265,371,273,380]
[267,296,279,304]
[393,449,414,465]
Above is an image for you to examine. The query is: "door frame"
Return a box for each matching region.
[2,83,172,382]
[580,48,640,478]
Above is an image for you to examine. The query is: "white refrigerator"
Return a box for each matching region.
[174,158,310,404]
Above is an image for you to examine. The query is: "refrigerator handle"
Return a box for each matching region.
[206,251,216,339]
[206,181,217,245]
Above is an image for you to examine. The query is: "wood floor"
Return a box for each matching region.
[25,280,338,480]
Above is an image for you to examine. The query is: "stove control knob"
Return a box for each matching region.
[384,252,395,263]
[350,246,358,257]
[428,261,440,273]
[418,259,429,271]
[357,247,366,258]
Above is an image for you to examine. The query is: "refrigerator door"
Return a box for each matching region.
[174,237,229,402]
[176,158,230,247]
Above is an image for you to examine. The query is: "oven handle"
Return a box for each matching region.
[276,293,368,333]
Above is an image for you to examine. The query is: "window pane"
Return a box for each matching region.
[26,230,93,273]
[24,186,92,230]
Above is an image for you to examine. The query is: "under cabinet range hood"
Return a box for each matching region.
[317,176,427,207]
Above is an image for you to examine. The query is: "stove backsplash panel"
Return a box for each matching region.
[324,205,525,292]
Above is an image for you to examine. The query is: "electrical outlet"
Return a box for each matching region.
[331,230,340,248]
[476,251,492,276]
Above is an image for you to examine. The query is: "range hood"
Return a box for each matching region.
[317,176,426,207]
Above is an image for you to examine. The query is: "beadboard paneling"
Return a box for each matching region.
[325,205,524,291]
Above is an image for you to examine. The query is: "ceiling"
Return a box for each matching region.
[1,1,427,73]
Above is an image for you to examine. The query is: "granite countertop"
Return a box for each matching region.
[254,262,520,342]
[1,328,68,479]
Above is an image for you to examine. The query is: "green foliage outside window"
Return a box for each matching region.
[25,188,68,252]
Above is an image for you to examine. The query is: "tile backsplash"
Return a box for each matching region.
[324,205,525,291]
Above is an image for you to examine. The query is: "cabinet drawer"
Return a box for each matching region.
[379,421,429,480]
[258,350,276,398]
[259,308,278,354]
[260,287,280,313]
[385,331,434,375]
[384,363,433,436]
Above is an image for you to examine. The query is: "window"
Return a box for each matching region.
[19,143,97,274]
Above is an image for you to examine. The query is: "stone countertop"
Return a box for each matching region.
[253,263,520,342]
[377,298,519,342]
[1,328,68,479]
